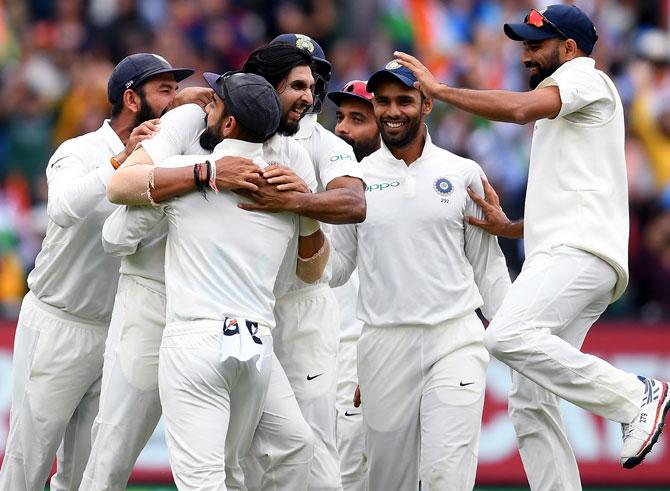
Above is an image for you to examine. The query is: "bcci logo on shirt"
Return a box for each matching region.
[433,177,453,196]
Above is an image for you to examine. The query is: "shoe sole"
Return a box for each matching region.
[622,382,670,469]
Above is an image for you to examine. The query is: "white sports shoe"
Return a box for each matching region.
[620,376,670,469]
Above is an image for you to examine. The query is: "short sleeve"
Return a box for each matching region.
[541,65,615,124]
[315,130,365,189]
[141,104,206,164]
[289,143,318,193]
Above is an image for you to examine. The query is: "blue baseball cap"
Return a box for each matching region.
[366,60,418,93]
[107,53,193,104]
[504,5,598,55]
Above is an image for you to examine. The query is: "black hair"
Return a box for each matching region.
[110,84,146,118]
[241,43,313,90]
[221,104,266,143]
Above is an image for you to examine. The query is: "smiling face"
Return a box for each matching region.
[275,64,315,136]
[372,77,431,150]
[133,72,179,126]
[335,98,380,161]
[521,38,564,89]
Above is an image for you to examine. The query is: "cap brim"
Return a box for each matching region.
[504,23,559,42]
[143,67,195,84]
[327,91,372,106]
[366,71,415,92]
[203,72,224,99]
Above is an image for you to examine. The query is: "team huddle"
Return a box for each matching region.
[0,4,669,491]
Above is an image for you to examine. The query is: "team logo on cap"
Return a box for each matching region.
[433,177,453,196]
[295,34,315,53]
[385,60,402,70]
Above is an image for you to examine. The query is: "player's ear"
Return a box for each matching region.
[221,114,236,138]
[123,89,141,114]
[421,94,433,116]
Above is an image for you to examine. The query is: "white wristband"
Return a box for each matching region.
[299,216,321,236]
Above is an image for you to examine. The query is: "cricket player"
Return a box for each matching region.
[101,71,327,490]
[395,4,670,489]
[252,33,365,490]
[329,62,511,491]
[83,45,322,491]
[0,53,193,491]
[326,79,381,491]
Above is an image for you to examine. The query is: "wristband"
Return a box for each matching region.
[110,156,121,170]
[207,159,218,193]
[299,216,321,236]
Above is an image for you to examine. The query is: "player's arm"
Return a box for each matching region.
[329,222,358,288]
[288,176,366,224]
[463,172,512,321]
[466,178,524,239]
[102,204,165,256]
[47,120,158,228]
[107,147,261,205]
[296,218,330,284]
[394,51,561,124]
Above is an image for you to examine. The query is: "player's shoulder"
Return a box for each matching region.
[157,153,203,169]
[161,103,206,125]
[54,125,109,158]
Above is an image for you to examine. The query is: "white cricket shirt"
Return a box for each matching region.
[106,103,317,298]
[331,130,511,328]
[27,120,122,323]
[103,138,309,330]
[530,57,629,300]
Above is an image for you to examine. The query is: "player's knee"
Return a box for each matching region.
[483,318,517,359]
[279,419,315,464]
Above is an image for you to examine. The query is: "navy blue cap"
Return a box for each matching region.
[203,71,281,140]
[504,5,598,55]
[366,60,418,92]
[107,53,193,104]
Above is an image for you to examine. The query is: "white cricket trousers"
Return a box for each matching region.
[80,275,164,490]
[273,285,341,490]
[0,292,107,491]
[484,246,644,491]
[335,338,366,491]
[159,322,273,490]
[358,313,489,491]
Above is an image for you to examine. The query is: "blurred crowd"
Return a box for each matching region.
[0,0,669,321]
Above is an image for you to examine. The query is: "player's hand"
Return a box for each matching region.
[466,177,519,238]
[393,51,443,100]
[353,385,361,408]
[263,164,311,193]
[235,178,299,213]
[118,119,160,164]
[173,87,214,109]
[215,156,262,191]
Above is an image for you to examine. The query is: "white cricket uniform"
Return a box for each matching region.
[0,121,122,491]
[330,271,366,491]
[84,103,316,491]
[100,138,309,490]
[483,57,644,491]
[272,113,363,491]
[331,131,511,491]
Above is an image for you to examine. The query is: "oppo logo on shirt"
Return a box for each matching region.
[330,154,355,162]
[366,181,400,192]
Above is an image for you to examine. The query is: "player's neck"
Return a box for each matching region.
[109,115,136,146]
[387,126,426,166]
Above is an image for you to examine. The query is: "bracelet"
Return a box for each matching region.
[110,156,121,170]
[194,162,208,199]
[207,160,218,193]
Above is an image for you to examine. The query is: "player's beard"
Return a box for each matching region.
[378,114,422,150]
[277,118,300,137]
[526,48,561,89]
[339,134,380,161]
[133,91,165,128]
[199,114,224,151]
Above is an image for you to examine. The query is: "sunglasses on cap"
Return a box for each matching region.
[525,9,570,41]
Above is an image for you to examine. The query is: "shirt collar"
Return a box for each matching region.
[377,124,435,165]
[544,56,595,85]
[211,138,264,161]
[98,120,125,155]
[294,113,317,140]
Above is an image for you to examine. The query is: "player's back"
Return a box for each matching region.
[159,140,297,330]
